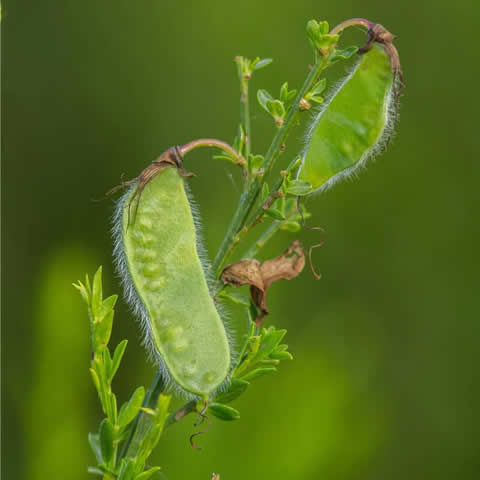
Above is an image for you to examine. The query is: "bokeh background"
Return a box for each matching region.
[3,1,480,479]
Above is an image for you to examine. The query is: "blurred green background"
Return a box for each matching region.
[3,1,480,479]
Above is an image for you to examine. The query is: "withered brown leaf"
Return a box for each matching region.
[220,240,305,325]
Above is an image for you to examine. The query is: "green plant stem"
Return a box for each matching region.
[120,370,165,459]
[179,138,246,168]
[164,400,198,429]
[240,77,252,160]
[234,316,256,371]
[244,220,282,258]
[212,58,327,276]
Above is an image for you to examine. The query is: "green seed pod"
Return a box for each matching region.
[113,152,231,398]
[297,43,396,193]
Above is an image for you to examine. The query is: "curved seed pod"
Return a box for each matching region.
[297,43,397,193]
[113,150,231,398]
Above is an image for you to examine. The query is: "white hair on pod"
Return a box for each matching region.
[112,173,234,400]
[298,54,398,195]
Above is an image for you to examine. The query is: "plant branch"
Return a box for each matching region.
[179,139,246,168]
[243,220,282,259]
[236,59,252,160]
[212,58,327,276]
[221,181,286,264]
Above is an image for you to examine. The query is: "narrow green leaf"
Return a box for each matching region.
[253,58,273,70]
[309,95,324,104]
[155,394,171,428]
[240,367,277,382]
[94,310,114,352]
[136,467,162,480]
[118,386,145,428]
[270,350,293,360]
[208,403,240,421]
[306,19,320,41]
[286,156,302,174]
[73,281,89,304]
[260,358,280,366]
[279,82,289,102]
[91,266,103,317]
[88,432,103,464]
[88,466,105,476]
[102,294,118,314]
[261,182,270,202]
[118,458,136,480]
[237,124,246,154]
[318,34,339,51]
[253,327,287,362]
[266,99,285,119]
[279,221,301,233]
[317,20,329,35]
[103,348,112,381]
[136,395,171,464]
[217,290,250,307]
[249,154,264,171]
[264,208,285,221]
[257,89,274,111]
[140,407,156,416]
[329,45,358,64]
[215,379,250,404]
[85,273,92,297]
[110,392,118,425]
[99,418,114,465]
[285,180,313,196]
[311,78,327,96]
[110,339,128,381]
[212,154,236,163]
[90,368,101,393]
[286,89,297,102]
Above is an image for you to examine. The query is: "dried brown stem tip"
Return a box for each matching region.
[221,241,305,325]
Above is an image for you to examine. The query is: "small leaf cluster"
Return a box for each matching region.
[302,78,327,110]
[229,125,265,176]
[75,268,171,479]
[234,325,293,379]
[213,124,249,166]
[306,20,339,55]
[257,157,312,229]
[235,55,273,83]
[207,309,292,422]
[257,82,297,128]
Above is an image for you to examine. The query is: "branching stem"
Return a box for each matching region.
[212,57,328,276]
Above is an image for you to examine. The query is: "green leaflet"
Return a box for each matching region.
[298,44,394,192]
[117,167,231,397]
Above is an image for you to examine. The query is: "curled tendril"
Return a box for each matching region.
[296,197,326,280]
[189,400,211,450]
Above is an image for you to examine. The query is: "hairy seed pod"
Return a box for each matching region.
[113,156,230,398]
[297,43,396,193]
